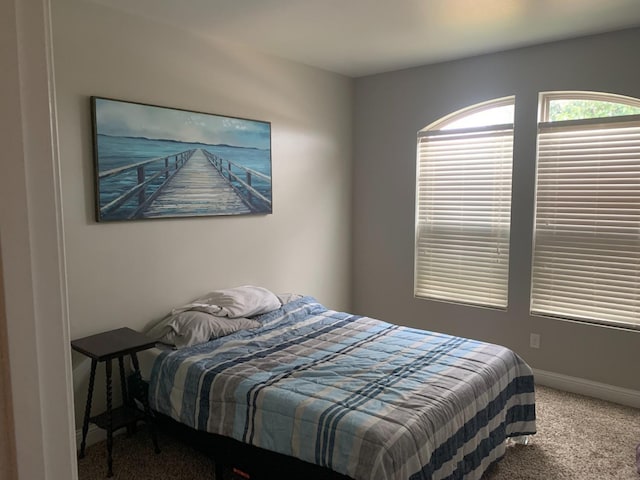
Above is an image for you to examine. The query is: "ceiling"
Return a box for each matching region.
[91,0,640,77]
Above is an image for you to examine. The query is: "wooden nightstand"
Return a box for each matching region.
[71,327,160,477]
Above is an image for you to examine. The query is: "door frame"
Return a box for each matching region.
[0,0,76,478]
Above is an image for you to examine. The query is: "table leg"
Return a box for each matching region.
[118,356,128,404]
[79,359,97,458]
[130,352,160,454]
[215,460,225,479]
[105,358,114,477]
[118,356,135,436]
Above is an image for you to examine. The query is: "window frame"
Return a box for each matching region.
[539,90,640,123]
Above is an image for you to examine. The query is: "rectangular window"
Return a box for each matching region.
[531,115,640,329]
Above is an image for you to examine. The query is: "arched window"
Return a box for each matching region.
[531,91,640,328]
[415,97,515,308]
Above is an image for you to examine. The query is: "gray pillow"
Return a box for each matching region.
[150,310,260,349]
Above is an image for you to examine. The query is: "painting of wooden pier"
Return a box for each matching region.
[91,97,272,222]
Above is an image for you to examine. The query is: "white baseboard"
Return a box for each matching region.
[74,424,127,450]
[533,368,640,409]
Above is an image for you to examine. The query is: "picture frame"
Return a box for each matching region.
[90,96,272,222]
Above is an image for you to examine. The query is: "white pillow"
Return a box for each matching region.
[148,310,260,349]
[192,285,281,318]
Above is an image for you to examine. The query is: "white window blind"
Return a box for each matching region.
[531,115,640,329]
[415,124,514,308]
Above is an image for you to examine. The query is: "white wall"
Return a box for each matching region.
[352,28,640,392]
[52,0,353,425]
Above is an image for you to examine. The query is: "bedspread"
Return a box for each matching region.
[148,296,536,480]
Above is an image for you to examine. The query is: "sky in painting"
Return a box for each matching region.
[94,98,270,150]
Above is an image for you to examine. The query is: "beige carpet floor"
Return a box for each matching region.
[77,385,640,479]
[483,385,640,480]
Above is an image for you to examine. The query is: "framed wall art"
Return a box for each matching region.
[91,96,272,222]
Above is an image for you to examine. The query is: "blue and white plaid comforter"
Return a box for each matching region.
[148,296,536,480]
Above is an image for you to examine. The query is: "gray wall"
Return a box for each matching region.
[53,0,353,424]
[353,28,640,391]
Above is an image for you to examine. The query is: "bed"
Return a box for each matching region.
[141,289,536,480]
